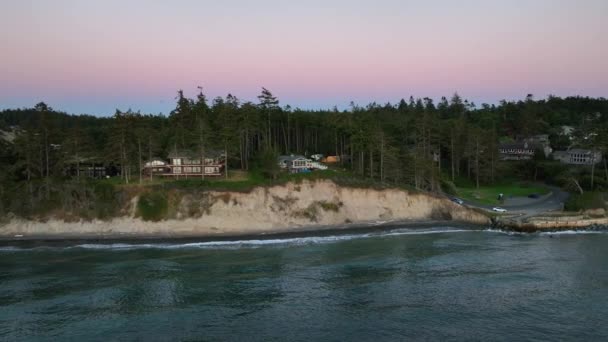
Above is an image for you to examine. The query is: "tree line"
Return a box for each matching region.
[1,90,607,204]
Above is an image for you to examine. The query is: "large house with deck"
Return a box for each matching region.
[143,149,225,177]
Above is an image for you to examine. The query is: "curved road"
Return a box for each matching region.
[459,186,570,219]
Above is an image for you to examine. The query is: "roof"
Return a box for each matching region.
[64,155,104,164]
[567,149,595,155]
[278,154,307,162]
[0,129,16,143]
[499,141,544,150]
[499,142,530,149]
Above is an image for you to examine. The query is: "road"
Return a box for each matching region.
[459,186,570,219]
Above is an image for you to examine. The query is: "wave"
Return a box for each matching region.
[0,227,478,251]
[1,227,605,251]
[73,227,478,250]
[538,230,608,236]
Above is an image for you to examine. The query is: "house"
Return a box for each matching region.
[278,155,293,169]
[277,155,328,173]
[278,155,310,172]
[529,134,550,145]
[142,158,171,176]
[64,156,111,178]
[499,134,553,161]
[321,155,340,163]
[143,149,225,177]
[552,149,602,165]
[498,142,538,160]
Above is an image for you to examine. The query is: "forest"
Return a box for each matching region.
[1,89,608,219]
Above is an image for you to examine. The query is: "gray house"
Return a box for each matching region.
[278,155,310,171]
[552,149,602,165]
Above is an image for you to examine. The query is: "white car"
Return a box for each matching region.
[492,207,507,213]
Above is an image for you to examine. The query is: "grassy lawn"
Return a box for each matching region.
[93,166,411,193]
[456,183,550,205]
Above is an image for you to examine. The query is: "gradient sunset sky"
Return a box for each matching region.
[1,0,606,115]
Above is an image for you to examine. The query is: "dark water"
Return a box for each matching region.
[1,227,608,341]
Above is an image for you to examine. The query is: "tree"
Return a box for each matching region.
[257,87,279,149]
[256,148,280,180]
[169,90,195,149]
[193,87,210,179]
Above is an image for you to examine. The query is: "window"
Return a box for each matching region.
[173,159,181,165]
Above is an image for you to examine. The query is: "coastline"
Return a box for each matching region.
[0,180,491,241]
[6,179,604,241]
[0,219,485,243]
[494,216,608,233]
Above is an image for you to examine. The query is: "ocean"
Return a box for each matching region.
[1,226,607,341]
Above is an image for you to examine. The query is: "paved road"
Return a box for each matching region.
[458,186,570,219]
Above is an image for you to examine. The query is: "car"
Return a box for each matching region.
[528,193,540,199]
[451,197,464,205]
[492,207,507,213]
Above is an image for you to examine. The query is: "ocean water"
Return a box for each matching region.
[1,226,607,341]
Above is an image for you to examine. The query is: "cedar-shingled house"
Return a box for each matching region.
[143,149,225,177]
[498,135,552,161]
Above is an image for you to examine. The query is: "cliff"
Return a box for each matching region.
[0,180,490,239]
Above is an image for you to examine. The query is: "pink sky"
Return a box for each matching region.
[1,0,607,115]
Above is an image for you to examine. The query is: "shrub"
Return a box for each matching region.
[137,191,168,221]
[254,148,280,180]
[564,192,606,211]
[580,176,608,192]
[293,204,319,222]
[317,200,342,212]
[93,182,120,219]
[440,179,457,196]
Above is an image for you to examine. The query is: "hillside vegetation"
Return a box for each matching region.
[1,93,608,219]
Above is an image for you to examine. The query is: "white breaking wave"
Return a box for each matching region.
[0,227,478,251]
[74,227,476,250]
[1,227,604,251]
[538,230,607,236]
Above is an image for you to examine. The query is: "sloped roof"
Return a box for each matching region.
[278,154,307,162]
[567,148,595,155]
[499,141,543,150]
[146,157,167,163]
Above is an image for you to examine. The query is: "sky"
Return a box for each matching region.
[0,0,607,115]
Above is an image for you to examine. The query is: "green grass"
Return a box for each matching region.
[456,182,550,205]
[95,167,415,193]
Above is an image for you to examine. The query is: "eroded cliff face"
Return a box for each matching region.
[1,180,489,238]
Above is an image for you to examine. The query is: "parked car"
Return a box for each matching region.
[451,197,464,205]
[527,193,540,199]
[492,207,507,213]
